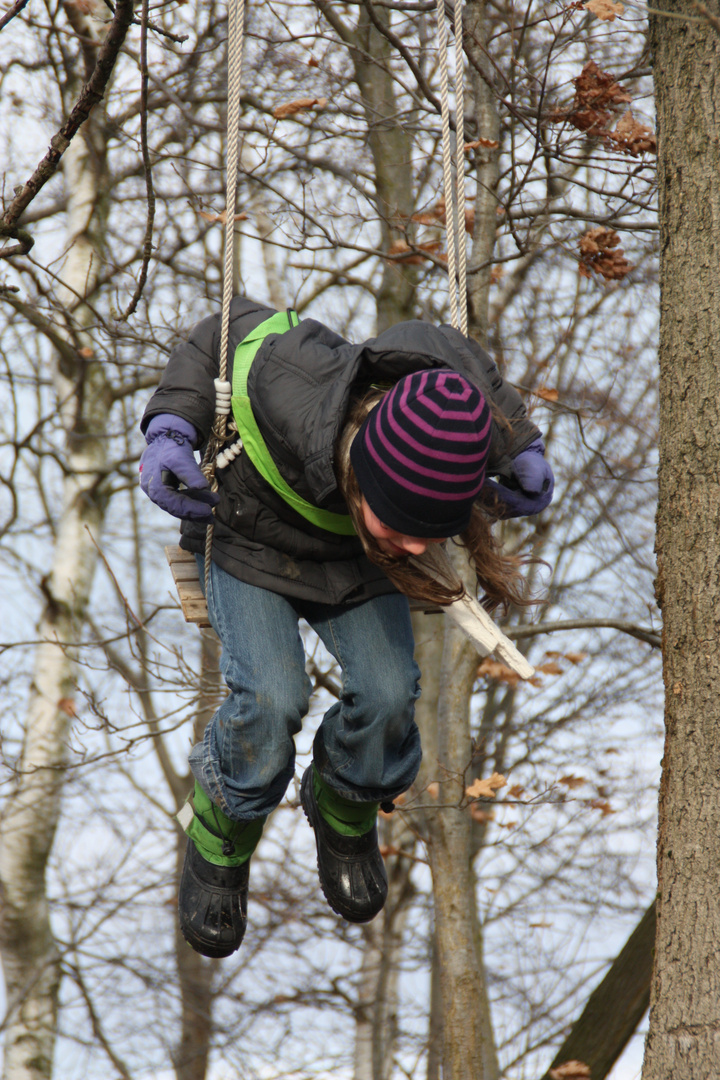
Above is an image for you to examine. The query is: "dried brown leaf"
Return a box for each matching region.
[588,798,615,816]
[198,209,248,224]
[578,227,632,281]
[606,110,657,156]
[585,0,625,19]
[426,782,440,799]
[537,387,559,402]
[478,657,522,686]
[550,1062,591,1080]
[272,96,327,119]
[58,698,77,717]
[564,651,589,665]
[466,773,507,799]
[470,805,496,823]
[508,783,526,798]
[386,239,446,264]
[559,774,586,789]
[538,660,564,675]
[556,60,632,135]
[464,137,500,150]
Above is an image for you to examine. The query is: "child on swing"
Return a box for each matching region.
[140,297,553,958]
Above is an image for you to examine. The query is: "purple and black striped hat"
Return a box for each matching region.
[350,369,492,538]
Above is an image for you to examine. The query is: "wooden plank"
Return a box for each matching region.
[165,545,211,626]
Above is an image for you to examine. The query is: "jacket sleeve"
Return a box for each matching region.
[141,297,277,445]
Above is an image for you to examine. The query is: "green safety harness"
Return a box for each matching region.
[231,309,356,536]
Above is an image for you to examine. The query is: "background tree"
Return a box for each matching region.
[643,3,720,1077]
[0,1,663,1078]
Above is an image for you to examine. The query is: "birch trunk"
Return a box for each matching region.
[0,19,112,1077]
[643,7,720,1078]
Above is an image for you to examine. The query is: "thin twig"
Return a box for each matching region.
[0,0,30,33]
[1,0,135,245]
[507,618,661,649]
[120,0,155,319]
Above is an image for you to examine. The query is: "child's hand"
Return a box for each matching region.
[140,414,220,520]
[483,440,554,518]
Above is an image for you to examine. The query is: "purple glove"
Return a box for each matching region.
[139,414,219,520]
[483,439,554,518]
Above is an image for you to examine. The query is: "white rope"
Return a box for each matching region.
[435,0,467,334]
[435,0,458,330]
[453,0,467,335]
[218,0,246,387]
[203,0,246,598]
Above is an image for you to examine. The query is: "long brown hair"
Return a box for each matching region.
[335,389,531,611]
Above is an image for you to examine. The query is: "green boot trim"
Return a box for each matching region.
[180,782,264,867]
[312,766,379,837]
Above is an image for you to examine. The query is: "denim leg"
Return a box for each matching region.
[189,557,311,821]
[303,593,422,803]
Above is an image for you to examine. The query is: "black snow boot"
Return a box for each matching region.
[300,766,388,923]
[178,837,249,959]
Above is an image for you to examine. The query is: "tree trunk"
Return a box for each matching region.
[414,549,500,1080]
[644,9,720,1078]
[353,812,416,1080]
[0,115,111,1080]
[171,630,222,1080]
[542,901,656,1080]
[464,0,500,345]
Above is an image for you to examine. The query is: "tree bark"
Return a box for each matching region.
[171,630,222,1080]
[414,549,500,1080]
[0,14,114,1077]
[644,8,720,1078]
[464,0,500,345]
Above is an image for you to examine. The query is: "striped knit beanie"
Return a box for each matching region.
[350,369,492,538]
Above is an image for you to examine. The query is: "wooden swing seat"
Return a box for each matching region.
[166,545,212,627]
[165,544,440,627]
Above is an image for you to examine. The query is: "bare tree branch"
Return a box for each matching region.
[1,0,135,247]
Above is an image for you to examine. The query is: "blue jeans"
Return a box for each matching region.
[189,557,422,821]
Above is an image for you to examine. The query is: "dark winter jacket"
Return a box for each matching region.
[142,297,542,605]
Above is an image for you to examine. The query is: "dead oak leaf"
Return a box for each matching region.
[588,798,615,816]
[559,774,586,789]
[466,773,507,799]
[478,657,522,686]
[386,239,446,264]
[536,387,559,403]
[549,1062,591,1080]
[198,210,248,225]
[555,60,632,136]
[578,226,632,281]
[585,0,625,19]
[538,660,564,675]
[606,111,657,156]
[272,96,327,119]
[464,137,500,151]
